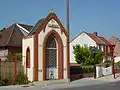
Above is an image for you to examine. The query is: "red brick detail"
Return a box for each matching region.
[43,30,63,80]
[33,34,38,81]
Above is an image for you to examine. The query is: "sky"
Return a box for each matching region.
[0,0,120,40]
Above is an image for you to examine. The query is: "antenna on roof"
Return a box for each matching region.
[50,8,54,13]
[13,19,18,24]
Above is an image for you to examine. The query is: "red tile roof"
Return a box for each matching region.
[86,32,110,45]
[99,36,111,45]
[0,24,30,47]
[71,32,111,45]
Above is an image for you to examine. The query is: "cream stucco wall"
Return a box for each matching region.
[22,36,34,81]
[38,19,68,81]
[70,32,97,63]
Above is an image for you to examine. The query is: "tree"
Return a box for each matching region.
[73,45,103,66]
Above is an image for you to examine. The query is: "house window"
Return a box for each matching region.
[46,36,57,68]
[26,47,30,68]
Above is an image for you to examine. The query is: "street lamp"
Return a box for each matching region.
[90,46,98,79]
[109,45,115,79]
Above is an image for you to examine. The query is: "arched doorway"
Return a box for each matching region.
[46,36,58,80]
[43,31,63,80]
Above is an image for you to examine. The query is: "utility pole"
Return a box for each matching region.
[66,0,70,81]
[66,0,70,35]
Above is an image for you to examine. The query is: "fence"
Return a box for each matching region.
[70,65,94,81]
[0,60,22,84]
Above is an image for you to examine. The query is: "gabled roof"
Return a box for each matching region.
[71,31,110,45]
[29,18,46,35]
[86,32,106,45]
[18,24,33,31]
[0,24,30,47]
[28,13,68,37]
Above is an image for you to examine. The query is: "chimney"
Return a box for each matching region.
[93,32,98,36]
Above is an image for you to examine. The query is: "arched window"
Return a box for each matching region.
[26,47,30,68]
[46,36,57,68]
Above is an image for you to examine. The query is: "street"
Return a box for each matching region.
[58,81,120,90]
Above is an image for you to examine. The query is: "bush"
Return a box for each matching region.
[115,62,120,69]
[0,80,5,86]
[104,60,111,63]
[105,64,110,68]
[15,53,22,60]
[81,66,94,73]
[73,45,103,65]
[15,67,29,85]
[2,79,9,86]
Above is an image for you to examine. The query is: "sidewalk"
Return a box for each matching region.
[0,73,120,90]
[39,73,120,89]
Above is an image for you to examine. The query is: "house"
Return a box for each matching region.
[70,31,111,64]
[22,12,69,82]
[0,24,33,61]
[109,36,120,62]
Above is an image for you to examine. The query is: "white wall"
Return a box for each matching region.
[38,19,68,81]
[0,49,8,61]
[70,32,97,63]
[115,57,120,63]
[22,36,34,81]
[96,65,112,77]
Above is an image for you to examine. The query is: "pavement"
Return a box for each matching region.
[0,73,120,90]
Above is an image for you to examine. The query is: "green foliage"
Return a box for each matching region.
[73,45,103,65]
[6,52,13,61]
[16,67,29,85]
[115,62,120,69]
[6,52,22,61]
[104,60,111,63]
[81,66,94,73]
[105,64,110,68]
[15,53,22,60]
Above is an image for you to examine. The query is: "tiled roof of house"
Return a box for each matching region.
[86,33,106,45]
[109,36,120,56]
[0,24,30,47]
[71,31,110,45]
[99,36,111,45]
[86,32,110,45]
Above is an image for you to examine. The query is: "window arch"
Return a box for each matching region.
[26,47,30,68]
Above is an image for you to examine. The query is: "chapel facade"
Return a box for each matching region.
[22,13,69,81]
